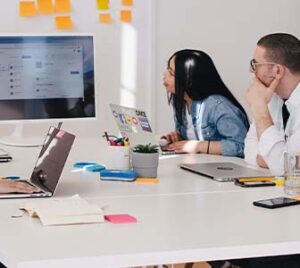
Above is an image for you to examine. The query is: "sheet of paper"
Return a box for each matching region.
[37,0,54,14]
[19,1,36,17]
[55,16,73,30]
[97,0,109,10]
[120,10,132,23]
[122,0,134,6]
[55,0,72,13]
[105,214,137,223]
[99,13,113,24]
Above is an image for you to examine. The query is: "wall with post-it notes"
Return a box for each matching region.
[55,16,73,30]
[122,0,134,7]
[19,1,36,17]
[120,10,132,23]
[97,0,109,10]
[99,13,113,24]
[6,0,153,140]
[55,0,72,13]
[37,0,54,14]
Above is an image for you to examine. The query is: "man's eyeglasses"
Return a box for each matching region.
[250,59,276,72]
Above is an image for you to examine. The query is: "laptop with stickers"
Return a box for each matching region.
[109,104,175,154]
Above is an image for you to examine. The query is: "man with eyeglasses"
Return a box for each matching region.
[244,33,300,176]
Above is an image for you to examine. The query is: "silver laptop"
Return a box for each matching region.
[0,126,75,199]
[110,104,177,154]
[179,162,272,182]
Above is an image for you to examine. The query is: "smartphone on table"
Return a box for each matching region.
[253,197,300,209]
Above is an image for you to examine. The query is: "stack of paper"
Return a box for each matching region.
[20,195,104,226]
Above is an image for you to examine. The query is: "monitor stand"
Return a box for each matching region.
[0,123,45,147]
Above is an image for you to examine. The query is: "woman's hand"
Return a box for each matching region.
[0,179,39,194]
[161,131,182,143]
[167,140,201,153]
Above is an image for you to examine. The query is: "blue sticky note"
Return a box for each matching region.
[73,162,98,169]
[85,164,105,172]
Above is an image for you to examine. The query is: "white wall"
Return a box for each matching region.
[0,0,154,139]
[0,0,299,140]
[155,0,300,134]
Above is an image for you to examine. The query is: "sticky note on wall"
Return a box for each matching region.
[37,0,54,14]
[55,0,72,13]
[120,10,132,23]
[19,1,36,17]
[99,13,113,24]
[97,0,109,10]
[55,16,73,30]
[122,0,134,6]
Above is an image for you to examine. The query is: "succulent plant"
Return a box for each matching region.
[132,143,159,153]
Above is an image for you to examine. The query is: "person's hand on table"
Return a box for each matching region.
[161,131,182,144]
[0,179,39,194]
[167,140,201,153]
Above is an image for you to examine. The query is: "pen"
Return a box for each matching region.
[4,176,21,180]
[0,157,12,162]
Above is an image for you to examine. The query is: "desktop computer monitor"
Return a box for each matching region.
[0,34,95,121]
[0,34,96,146]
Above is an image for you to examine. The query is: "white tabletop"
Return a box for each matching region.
[0,139,296,268]
[0,138,273,198]
[0,189,299,268]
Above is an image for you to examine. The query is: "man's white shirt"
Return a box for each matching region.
[244,82,300,175]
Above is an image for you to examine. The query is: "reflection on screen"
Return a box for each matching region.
[30,127,75,193]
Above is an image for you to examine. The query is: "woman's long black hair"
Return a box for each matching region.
[168,49,249,128]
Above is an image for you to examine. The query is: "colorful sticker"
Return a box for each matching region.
[139,116,152,132]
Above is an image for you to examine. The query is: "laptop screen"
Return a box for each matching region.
[110,104,159,147]
[30,127,75,193]
[110,104,153,135]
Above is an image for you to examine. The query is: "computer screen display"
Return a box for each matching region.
[0,35,95,121]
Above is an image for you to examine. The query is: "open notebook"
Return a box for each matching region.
[20,195,104,226]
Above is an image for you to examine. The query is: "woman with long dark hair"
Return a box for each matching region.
[162,49,249,157]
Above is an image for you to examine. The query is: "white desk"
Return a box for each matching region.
[1,138,272,198]
[0,139,297,268]
[1,190,299,268]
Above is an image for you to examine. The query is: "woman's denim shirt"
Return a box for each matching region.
[175,95,248,157]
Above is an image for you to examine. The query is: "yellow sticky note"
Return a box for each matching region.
[97,0,109,10]
[99,13,113,24]
[37,0,54,14]
[135,178,159,184]
[55,0,71,13]
[120,10,132,23]
[122,0,134,6]
[19,1,36,17]
[55,16,73,30]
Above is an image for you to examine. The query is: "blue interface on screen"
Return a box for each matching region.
[0,35,95,121]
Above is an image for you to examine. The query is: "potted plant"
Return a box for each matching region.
[131,143,159,178]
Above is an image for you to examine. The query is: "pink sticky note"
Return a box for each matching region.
[104,214,137,223]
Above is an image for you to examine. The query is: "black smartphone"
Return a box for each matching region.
[253,197,300,209]
[235,179,276,187]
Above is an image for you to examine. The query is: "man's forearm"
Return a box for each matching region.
[252,105,273,140]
